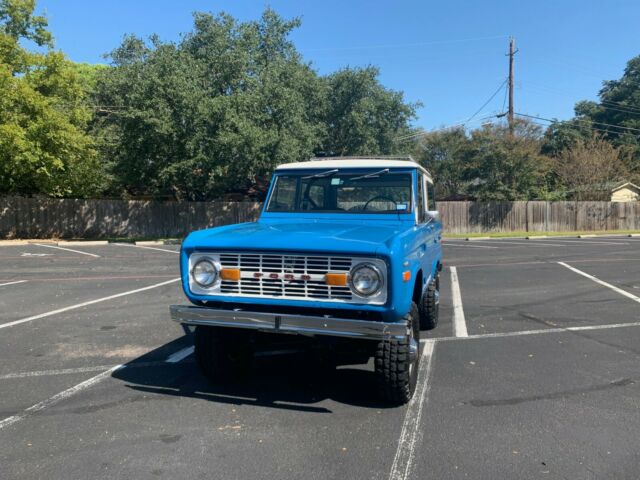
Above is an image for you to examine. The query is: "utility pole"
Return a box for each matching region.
[507,37,517,134]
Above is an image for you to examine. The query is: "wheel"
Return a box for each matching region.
[374,302,421,405]
[194,326,252,383]
[419,276,440,330]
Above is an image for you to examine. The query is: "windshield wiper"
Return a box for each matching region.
[302,169,339,179]
[348,169,390,181]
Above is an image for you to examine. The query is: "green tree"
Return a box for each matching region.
[95,11,327,200]
[413,127,471,199]
[320,66,417,156]
[466,120,555,201]
[554,134,628,200]
[543,55,640,181]
[0,0,105,197]
[95,10,417,200]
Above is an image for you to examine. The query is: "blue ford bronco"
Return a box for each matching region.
[170,156,442,404]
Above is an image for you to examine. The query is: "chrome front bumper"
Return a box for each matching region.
[169,305,407,340]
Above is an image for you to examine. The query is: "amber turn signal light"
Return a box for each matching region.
[325,273,348,286]
[220,268,241,281]
[402,271,411,282]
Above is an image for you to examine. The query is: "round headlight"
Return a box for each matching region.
[191,259,218,287]
[349,263,383,297]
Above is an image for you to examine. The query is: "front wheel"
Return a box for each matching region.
[374,302,421,405]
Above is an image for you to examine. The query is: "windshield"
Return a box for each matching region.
[266,170,413,214]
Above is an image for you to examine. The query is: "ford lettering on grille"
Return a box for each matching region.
[219,253,352,300]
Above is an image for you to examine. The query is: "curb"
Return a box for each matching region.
[134,240,181,246]
[58,240,109,246]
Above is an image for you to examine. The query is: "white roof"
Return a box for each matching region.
[276,156,432,180]
[611,181,639,192]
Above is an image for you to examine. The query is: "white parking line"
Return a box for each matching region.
[33,243,101,258]
[558,262,640,304]
[0,365,123,430]
[450,267,468,337]
[470,240,570,247]
[0,280,27,287]
[0,278,180,330]
[113,243,179,254]
[542,239,629,246]
[165,346,194,363]
[389,340,436,480]
[442,243,498,249]
[0,360,182,380]
[435,320,640,342]
[0,364,117,380]
[0,345,197,431]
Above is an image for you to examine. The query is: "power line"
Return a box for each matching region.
[301,34,509,53]
[514,112,640,135]
[465,79,507,123]
[524,119,626,138]
[501,77,509,113]
[396,113,499,142]
[521,81,640,115]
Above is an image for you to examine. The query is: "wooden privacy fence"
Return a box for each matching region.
[0,197,261,239]
[0,197,638,238]
[437,201,640,234]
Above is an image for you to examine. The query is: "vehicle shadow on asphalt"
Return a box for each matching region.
[113,335,395,413]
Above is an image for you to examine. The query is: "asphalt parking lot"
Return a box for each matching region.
[1,237,639,479]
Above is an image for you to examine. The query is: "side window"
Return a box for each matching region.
[307,184,325,209]
[426,180,436,211]
[416,174,426,222]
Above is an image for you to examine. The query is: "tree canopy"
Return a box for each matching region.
[0,0,105,197]
[2,0,639,202]
[92,10,416,200]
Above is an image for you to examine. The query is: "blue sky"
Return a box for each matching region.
[38,0,639,130]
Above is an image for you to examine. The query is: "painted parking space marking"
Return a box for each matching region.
[558,262,640,304]
[0,278,180,330]
[389,340,436,480]
[33,243,101,258]
[0,360,182,380]
[442,243,498,249]
[450,267,468,337]
[0,364,118,380]
[0,346,196,431]
[0,365,124,431]
[434,320,640,342]
[113,243,180,254]
[537,238,630,246]
[0,280,27,288]
[20,252,52,257]
[467,240,570,247]
[0,274,175,283]
[165,346,194,363]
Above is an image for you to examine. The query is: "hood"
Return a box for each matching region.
[182,218,413,256]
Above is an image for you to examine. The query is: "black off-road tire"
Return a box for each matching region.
[374,302,421,405]
[194,326,252,383]
[419,277,439,330]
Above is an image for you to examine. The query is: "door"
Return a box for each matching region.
[416,173,437,286]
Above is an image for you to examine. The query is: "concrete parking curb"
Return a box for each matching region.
[135,239,182,246]
[58,241,109,246]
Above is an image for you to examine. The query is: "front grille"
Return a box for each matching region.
[219,253,353,301]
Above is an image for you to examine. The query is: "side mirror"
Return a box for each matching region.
[426,210,440,223]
